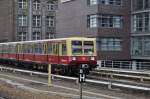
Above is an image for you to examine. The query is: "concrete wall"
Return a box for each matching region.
[0,0,15,42]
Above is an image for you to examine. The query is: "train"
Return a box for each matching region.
[0,37,97,75]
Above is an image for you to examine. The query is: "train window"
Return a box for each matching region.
[62,44,67,55]
[47,42,59,55]
[83,41,94,55]
[44,43,47,54]
[34,43,44,54]
[48,43,53,54]
[72,41,82,55]
[2,45,4,53]
[17,44,22,53]
[0,45,3,53]
[20,44,24,53]
[9,44,16,53]
[23,43,33,54]
[53,44,58,55]
[3,45,8,53]
[72,41,82,46]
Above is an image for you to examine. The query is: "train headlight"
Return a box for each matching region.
[72,57,76,61]
[90,57,95,60]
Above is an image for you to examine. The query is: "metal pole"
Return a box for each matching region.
[48,64,52,87]
[79,83,82,99]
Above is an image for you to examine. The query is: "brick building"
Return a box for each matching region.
[131,0,150,60]
[0,0,57,42]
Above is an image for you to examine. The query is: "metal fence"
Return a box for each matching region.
[97,60,150,71]
[0,66,150,91]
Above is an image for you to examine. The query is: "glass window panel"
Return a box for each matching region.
[33,0,40,10]
[89,0,98,5]
[18,0,27,9]
[32,32,41,40]
[100,38,121,51]
[18,15,27,26]
[33,15,41,27]
[133,12,150,32]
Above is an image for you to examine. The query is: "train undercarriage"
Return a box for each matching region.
[0,58,96,76]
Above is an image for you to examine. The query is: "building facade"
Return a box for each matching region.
[0,0,57,42]
[56,0,131,60]
[15,0,57,41]
[131,0,150,60]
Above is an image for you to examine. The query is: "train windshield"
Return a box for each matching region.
[72,40,94,55]
[83,41,94,55]
[72,41,82,55]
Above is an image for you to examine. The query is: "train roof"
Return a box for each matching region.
[0,37,96,45]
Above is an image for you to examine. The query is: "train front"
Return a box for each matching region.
[67,38,97,74]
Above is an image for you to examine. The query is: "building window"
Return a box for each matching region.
[135,0,150,10]
[33,15,41,27]
[113,16,122,28]
[133,12,149,32]
[17,32,27,41]
[144,0,150,9]
[47,1,56,11]
[32,32,41,40]
[47,16,55,27]
[33,0,40,10]
[98,38,121,51]
[100,15,122,28]
[18,0,27,9]
[108,0,121,5]
[144,37,150,56]
[88,14,122,28]
[18,15,27,26]
[132,36,150,56]
[88,0,98,5]
[88,0,121,6]
[46,33,55,39]
[88,15,98,28]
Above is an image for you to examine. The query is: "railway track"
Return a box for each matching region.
[0,65,150,92]
[87,68,150,89]
[90,68,150,82]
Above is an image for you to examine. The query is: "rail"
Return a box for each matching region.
[0,66,150,91]
[95,68,150,75]
[91,70,150,82]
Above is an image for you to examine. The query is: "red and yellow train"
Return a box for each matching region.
[0,37,97,75]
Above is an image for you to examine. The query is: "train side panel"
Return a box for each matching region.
[34,54,48,63]
[24,54,34,62]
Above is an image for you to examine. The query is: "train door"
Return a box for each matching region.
[59,41,68,64]
[53,43,59,64]
[9,44,16,59]
[47,42,59,64]
[23,43,34,61]
[44,42,48,63]
[16,44,20,60]
[18,44,24,60]
[34,42,47,63]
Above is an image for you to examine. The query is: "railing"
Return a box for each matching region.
[97,60,150,71]
[0,66,150,91]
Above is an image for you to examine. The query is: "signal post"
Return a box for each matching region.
[79,64,88,99]
[48,64,52,87]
